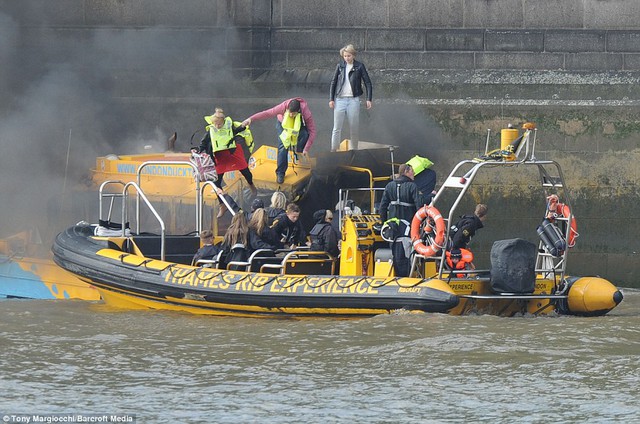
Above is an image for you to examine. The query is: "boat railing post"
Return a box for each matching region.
[389,146,395,180]
[99,180,126,223]
[121,186,128,237]
[136,160,200,235]
[195,178,201,234]
[338,189,344,233]
[530,128,538,161]
[484,129,491,155]
[123,181,167,259]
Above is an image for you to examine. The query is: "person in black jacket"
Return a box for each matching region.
[450,204,488,250]
[271,203,309,249]
[248,208,279,251]
[329,44,373,151]
[379,164,424,277]
[265,191,287,226]
[192,230,220,265]
[309,209,339,258]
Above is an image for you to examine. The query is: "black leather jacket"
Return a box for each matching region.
[329,60,373,101]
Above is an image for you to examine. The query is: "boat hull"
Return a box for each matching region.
[52,224,460,317]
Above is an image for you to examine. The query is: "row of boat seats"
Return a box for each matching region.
[124,236,202,265]
[196,248,336,275]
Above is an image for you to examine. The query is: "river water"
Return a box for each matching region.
[1,289,638,424]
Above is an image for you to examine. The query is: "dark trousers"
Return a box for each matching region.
[214,167,254,189]
[391,238,411,277]
[276,122,309,176]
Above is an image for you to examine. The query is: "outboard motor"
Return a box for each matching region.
[490,238,537,293]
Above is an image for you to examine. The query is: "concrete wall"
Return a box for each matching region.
[1,0,639,285]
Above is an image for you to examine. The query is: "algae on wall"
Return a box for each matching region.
[417,106,640,287]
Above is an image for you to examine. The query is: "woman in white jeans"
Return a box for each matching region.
[329,44,373,151]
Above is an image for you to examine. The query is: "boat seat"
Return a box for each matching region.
[248,249,281,273]
[262,250,335,275]
[132,235,201,265]
[194,251,224,268]
[221,243,250,271]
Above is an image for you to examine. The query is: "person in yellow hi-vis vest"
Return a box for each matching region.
[406,155,437,204]
[194,107,257,217]
[242,98,316,185]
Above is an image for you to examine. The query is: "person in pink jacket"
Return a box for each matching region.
[242,98,316,184]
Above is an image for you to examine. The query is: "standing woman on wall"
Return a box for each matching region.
[329,44,373,151]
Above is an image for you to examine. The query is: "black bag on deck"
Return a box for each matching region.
[490,238,537,294]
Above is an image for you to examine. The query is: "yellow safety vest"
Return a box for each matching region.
[406,155,434,175]
[205,116,236,152]
[235,122,254,153]
[279,112,302,149]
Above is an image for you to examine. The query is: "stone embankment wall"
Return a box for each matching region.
[2,0,639,285]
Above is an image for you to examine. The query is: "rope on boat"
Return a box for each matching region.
[275,275,308,289]
[306,276,338,289]
[370,277,406,288]
[193,268,224,281]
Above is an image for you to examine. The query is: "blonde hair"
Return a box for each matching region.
[475,204,488,218]
[223,213,248,246]
[270,191,287,210]
[340,44,357,57]
[211,107,225,125]
[248,208,268,235]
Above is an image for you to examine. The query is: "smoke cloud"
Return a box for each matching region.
[0,13,239,240]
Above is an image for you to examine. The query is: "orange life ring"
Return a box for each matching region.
[410,205,446,257]
[556,203,578,247]
[546,195,578,247]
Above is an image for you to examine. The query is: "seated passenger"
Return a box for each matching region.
[219,213,250,268]
[248,208,279,251]
[192,230,220,265]
[309,209,339,257]
[271,203,309,249]
[246,197,264,221]
[265,191,287,226]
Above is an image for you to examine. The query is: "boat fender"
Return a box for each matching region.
[556,276,624,316]
[410,205,445,257]
[536,218,566,257]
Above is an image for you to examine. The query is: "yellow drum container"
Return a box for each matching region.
[501,128,519,150]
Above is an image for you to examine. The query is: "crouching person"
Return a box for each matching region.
[309,209,339,258]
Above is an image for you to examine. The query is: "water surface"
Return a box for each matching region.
[1,290,638,423]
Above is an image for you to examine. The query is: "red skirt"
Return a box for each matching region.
[214,144,248,174]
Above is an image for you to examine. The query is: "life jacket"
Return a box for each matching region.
[446,248,473,270]
[406,155,434,176]
[388,180,417,226]
[445,248,474,277]
[236,124,254,153]
[279,112,302,148]
[206,116,236,152]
